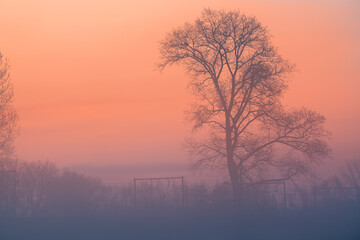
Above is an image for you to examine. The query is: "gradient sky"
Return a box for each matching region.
[0,0,359,182]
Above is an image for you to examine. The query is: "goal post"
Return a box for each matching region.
[133,176,184,209]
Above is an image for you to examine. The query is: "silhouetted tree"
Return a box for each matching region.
[15,160,110,216]
[0,52,18,214]
[44,170,107,216]
[341,160,360,188]
[0,52,19,167]
[15,160,58,215]
[159,9,329,201]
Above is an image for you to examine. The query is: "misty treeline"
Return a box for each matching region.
[1,159,359,217]
[0,160,359,240]
[1,160,131,216]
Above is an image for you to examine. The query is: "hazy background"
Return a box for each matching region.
[0,0,359,184]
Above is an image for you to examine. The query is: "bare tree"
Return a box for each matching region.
[159,9,329,201]
[340,160,360,187]
[15,160,58,215]
[0,52,18,167]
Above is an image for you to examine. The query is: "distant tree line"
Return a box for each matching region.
[0,159,359,217]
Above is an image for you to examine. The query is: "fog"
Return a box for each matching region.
[1,159,360,239]
[1,0,360,239]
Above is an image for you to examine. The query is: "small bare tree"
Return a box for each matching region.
[340,160,360,188]
[0,52,18,169]
[159,9,329,201]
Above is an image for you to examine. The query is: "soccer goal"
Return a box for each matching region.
[133,176,184,209]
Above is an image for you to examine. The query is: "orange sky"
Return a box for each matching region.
[0,0,359,181]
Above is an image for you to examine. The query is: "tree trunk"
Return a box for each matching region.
[225,114,241,203]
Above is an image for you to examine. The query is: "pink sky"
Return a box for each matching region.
[0,0,359,182]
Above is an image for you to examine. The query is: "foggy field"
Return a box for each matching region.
[1,205,359,240]
[1,159,359,239]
